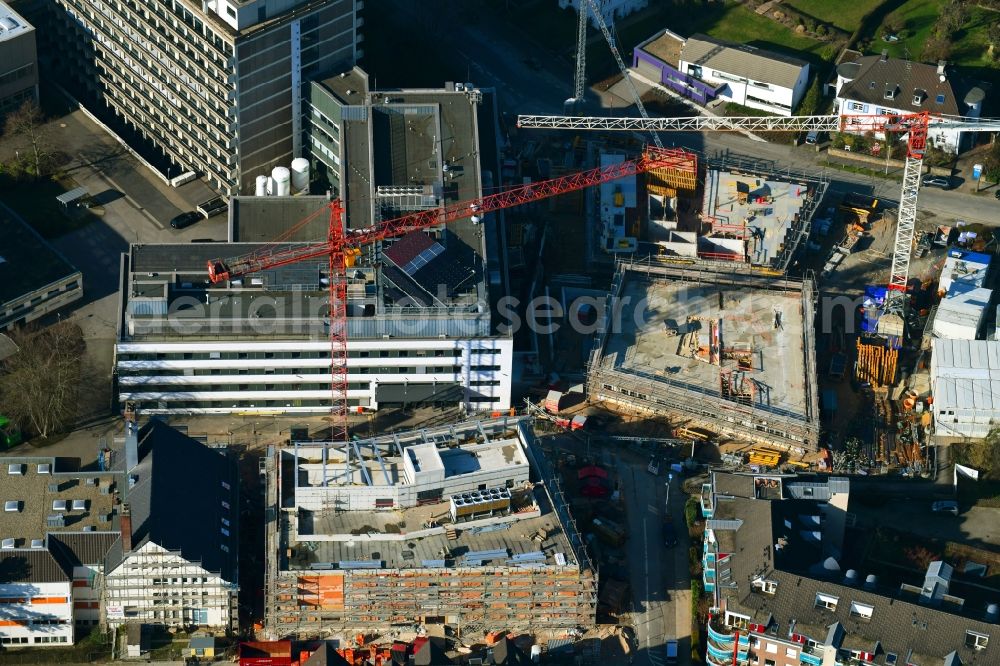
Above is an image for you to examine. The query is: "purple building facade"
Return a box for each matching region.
[632,31,721,105]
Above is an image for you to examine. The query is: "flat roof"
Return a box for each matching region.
[0,457,118,544]
[639,30,684,68]
[931,339,1000,411]
[602,271,811,421]
[0,0,33,44]
[287,486,577,571]
[316,68,368,105]
[230,196,332,243]
[0,212,79,307]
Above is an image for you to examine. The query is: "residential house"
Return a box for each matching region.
[677,34,810,116]
[699,471,1000,666]
[104,420,239,629]
[834,52,986,153]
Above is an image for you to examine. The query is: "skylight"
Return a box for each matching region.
[4,500,20,512]
[935,93,946,104]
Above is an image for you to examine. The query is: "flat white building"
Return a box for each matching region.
[291,430,530,512]
[678,34,810,116]
[0,550,73,647]
[930,338,1000,439]
[117,79,512,417]
[559,0,648,29]
[932,286,992,340]
[835,53,986,154]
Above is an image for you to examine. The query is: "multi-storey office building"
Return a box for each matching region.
[699,471,1000,666]
[263,418,596,638]
[0,0,38,116]
[45,0,362,195]
[115,77,513,417]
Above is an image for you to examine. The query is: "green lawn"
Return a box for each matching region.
[872,0,999,68]
[785,0,885,33]
[666,1,838,67]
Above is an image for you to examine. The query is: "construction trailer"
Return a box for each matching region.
[587,259,820,453]
[263,418,596,639]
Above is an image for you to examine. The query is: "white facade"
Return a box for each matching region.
[558,0,648,28]
[293,436,530,512]
[834,92,965,153]
[677,39,810,116]
[933,286,992,340]
[104,542,234,629]
[117,337,513,415]
[930,339,1000,439]
[0,576,73,647]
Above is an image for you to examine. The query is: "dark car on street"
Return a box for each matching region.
[169,210,204,229]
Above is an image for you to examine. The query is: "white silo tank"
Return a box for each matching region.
[255,175,268,197]
[266,177,276,196]
[290,158,310,193]
[271,166,291,196]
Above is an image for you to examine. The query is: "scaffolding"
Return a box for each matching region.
[587,260,819,453]
[263,420,598,639]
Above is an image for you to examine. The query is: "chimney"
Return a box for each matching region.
[120,503,132,553]
[937,60,947,81]
[880,49,888,62]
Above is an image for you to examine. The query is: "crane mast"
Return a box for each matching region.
[518,110,1000,341]
[568,0,588,109]
[207,146,697,440]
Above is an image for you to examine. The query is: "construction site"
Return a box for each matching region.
[587,259,820,453]
[263,418,596,640]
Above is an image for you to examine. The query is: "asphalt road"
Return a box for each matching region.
[402,3,998,227]
[617,451,692,666]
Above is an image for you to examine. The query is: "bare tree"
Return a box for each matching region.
[0,322,84,438]
[3,99,52,180]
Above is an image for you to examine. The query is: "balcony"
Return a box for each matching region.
[799,646,823,665]
[701,482,714,517]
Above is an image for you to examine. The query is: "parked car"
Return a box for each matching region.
[931,500,959,515]
[921,175,952,189]
[805,130,820,145]
[994,190,1000,201]
[665,640,678,664]
[169,210,204,229]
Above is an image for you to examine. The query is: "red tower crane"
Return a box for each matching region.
[207,146,697,441]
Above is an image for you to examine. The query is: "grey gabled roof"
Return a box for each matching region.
[837,55,961,115]
[0,549,69,583]
[303,643,351,666]
[114,420,238,580]
[48,532,119,573]
[680,34,809,89]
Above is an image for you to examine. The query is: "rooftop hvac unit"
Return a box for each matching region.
[450,486,512,518]
[47,483,59,493]
[47,514,65,528]
[85,478,97,486]
[82,526,95,532]
[98,513,111,524]
[100,485,112,495]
